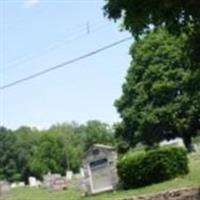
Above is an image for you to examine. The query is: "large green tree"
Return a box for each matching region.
[114,28,200,151]
[78,120,115,151]
[104,0,200,35]
[48,122,84,172]
[15,126,41,183]
[0,127,20,182]
[104,0,200,65]
[29,132,67,179]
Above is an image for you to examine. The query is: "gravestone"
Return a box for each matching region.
[0,181,10,196]
[160,138,184,147]
[18,182,25,187]
[28,177,41,187]
[81,144,118,195]
[43,173,67,191]
[66,171,73,181]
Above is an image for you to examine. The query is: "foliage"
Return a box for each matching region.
[14,126,41,183]
[104,0,200,86]
[47,123,84,173]
[104,0,200,37]
[117,147,189,189]
[29,133,67,179]
[193,132,200,144]
[114,28,200,150]
[116,140,130,155]
[0,127,20,182]
[78,120,115,150]
[0,120,115,182]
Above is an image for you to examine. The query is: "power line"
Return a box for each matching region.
[0,37,132,91]
[3,21,111,71]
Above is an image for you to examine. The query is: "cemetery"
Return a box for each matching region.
[2,0,200,199]
[2,151,200,200]
[1,144,120,196]
[0,142,199,200]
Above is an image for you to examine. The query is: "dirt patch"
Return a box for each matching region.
[122,188,200,200]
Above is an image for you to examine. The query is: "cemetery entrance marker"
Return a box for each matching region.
[82,144,118,195]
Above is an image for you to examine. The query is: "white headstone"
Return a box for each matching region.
[66,171,73,180]
[18,182,25,187]
[10,183,17,188]
[160,138,184,147]
[80,168,85,178]
[29,177,41,187]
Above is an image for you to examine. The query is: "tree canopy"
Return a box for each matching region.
[114,28,200,151]
[104,0,200,65]
[104,0,200,37]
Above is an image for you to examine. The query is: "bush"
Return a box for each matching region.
[193,134,200,144]
[117,147,189,188]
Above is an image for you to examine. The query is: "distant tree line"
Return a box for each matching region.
[0,121,115,183]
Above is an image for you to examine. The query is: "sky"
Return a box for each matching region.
[0,0,133,130]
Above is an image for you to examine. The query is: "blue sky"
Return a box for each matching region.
[0,0,133,129]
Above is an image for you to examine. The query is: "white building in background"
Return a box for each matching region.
[81,144,118,195]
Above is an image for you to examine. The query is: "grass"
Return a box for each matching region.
[3,151,200,200]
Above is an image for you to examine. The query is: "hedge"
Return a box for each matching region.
[117,147,189,188]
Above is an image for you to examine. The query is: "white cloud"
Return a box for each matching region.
[24,0,40,8]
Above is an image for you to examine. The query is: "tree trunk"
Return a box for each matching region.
[183,136,196,152]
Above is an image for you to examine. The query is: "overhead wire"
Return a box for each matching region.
[2,21,112,72]
[0,36,132,90]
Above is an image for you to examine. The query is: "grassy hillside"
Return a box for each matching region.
[3,151,200,200]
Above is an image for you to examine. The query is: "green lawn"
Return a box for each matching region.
[3,152,200,200]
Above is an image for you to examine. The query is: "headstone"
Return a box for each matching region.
[81,144,118,195]
[10,182,25,188]
[74,173,81,180]
[160,138,185,147]
[66,171,73,180]
[80,168,85,178]
[0,181,10,196]
[18,182,25,187]
[10,183,17,189]
[43,173,67,191]
[50,177,67,191]
[28,177,41,187]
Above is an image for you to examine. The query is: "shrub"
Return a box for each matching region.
[193,134,200,144]
[117,147,189,188]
